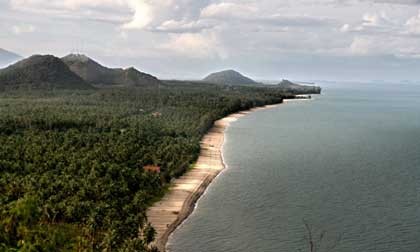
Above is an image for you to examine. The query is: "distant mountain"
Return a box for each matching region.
[0,55,92,90]
[62,54,161,87]
[277,79,321,94]
[0,48,22,67]
[203,69,260,86]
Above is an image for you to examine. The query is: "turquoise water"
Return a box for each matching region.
[168,83,420,252]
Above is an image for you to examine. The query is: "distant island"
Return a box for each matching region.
[277,79,321,94]
[0,52,321,252]
[201,69,321,94]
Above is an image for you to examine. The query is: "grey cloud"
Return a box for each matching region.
[251,15,336,27]
[3,0,420,81]
[152,20,215,33]
[372,0,420,4]
[144,0,213,29]
[328,0,420,4]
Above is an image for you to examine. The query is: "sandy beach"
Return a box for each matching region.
[146,103,282,252]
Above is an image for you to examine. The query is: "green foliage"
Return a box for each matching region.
[0,82,289,251]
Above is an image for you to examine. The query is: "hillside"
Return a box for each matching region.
[0,48,22,67]
[0,55,92,90]
[203,69,260,86]
[278,79,321,94]
[62,54,161,87]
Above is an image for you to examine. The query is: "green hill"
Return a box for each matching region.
[0,55,92,90]
[62,54,161,87]
[203,69,260,86]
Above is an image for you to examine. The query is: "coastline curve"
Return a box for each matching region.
[146,104,282,252]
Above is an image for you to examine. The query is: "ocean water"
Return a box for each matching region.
[168,82,420,252]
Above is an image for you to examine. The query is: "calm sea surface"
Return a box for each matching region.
[168,82,420,252]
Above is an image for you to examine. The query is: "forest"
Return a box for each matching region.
[0,82,295,251]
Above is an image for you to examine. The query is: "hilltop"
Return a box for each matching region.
[0,48,22,67]
[0,55,92,90]
[62,54,161,87]
[203,69,260,86]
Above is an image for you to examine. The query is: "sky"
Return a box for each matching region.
[1,0,420,82]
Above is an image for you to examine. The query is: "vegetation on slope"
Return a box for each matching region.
[0,55,92,91]
[277,79,321,94]
[62,54,161,87]
[202,69,260,86]
[0,82,295,251]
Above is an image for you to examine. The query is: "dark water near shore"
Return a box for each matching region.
[168,82,420,252]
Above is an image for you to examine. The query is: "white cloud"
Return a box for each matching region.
[200,2,257,19]
[155,19,213,33]
[340,24,350,32]
[405,10,420,34]
[340,11,403,35]
[371,0,420,4]
[9,0,211,31]
[361,12,393,27]
[9,0,164,29]
[12,23,36,35]
[10,0,128,12]
[121,0,153,29]
[349,33,420,58]
[160,32,227,59]
[9,0,131,23]
[349,37,375,55]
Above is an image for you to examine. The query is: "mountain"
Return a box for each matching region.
[0,48,22,67]
[277,79,321,94]
[0,55,92,90]
[203,69,260,86]
[62,54,161,87]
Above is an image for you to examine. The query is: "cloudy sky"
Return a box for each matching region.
[1,0,420,81]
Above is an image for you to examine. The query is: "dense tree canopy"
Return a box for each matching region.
[0,82,293,251]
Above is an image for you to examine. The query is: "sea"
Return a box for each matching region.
[168,82,420,252]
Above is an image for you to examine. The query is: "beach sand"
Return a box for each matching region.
[146,103,282,252]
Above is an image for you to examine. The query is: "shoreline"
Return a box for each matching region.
[146,102,282,252]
